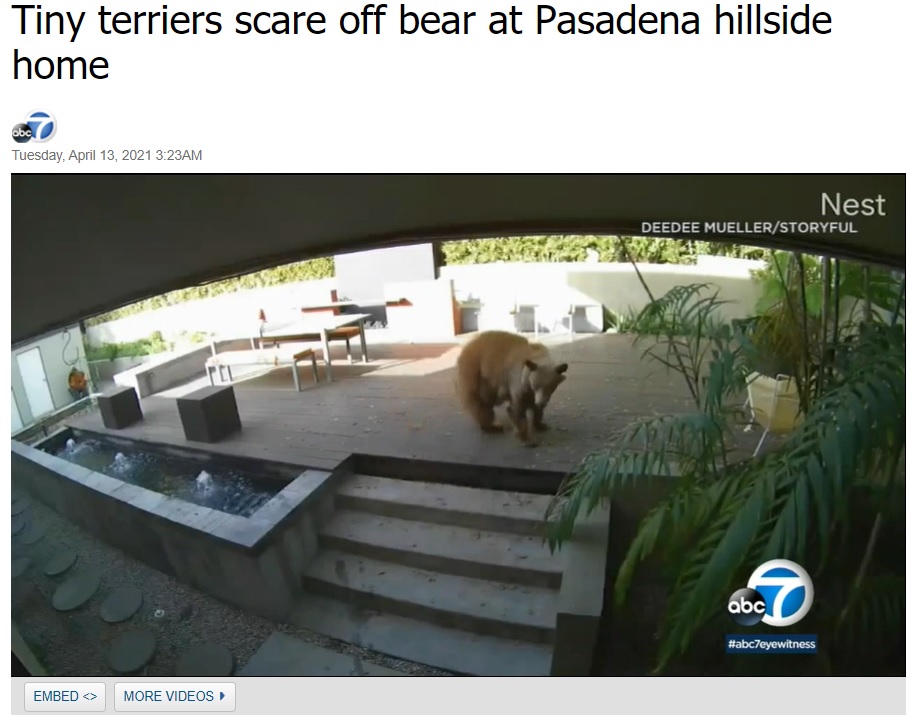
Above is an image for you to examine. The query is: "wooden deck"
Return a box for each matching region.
[68,333,759,475]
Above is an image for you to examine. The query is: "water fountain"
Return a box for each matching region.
[13,426,337,624]
[195,471,214,494]
[47,436,279,517]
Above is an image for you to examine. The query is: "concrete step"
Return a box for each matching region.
[302,550,557,645]
[318,510,563,589]
[290,595,553,676]
[336,474,553,537]
[238,631,408,676]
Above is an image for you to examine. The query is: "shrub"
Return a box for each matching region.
[84,332,173,361]
[439,236,767,266]
[86,257,335,325]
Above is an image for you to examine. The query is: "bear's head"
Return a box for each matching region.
[524,359,569,407]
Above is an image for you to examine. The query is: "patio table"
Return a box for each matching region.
[258,313,371,382]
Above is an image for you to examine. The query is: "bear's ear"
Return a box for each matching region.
[556,363,569,374]
[524,359,538,371]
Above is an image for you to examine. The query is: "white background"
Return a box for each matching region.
[1,1,917,172]
[3,0,915,710]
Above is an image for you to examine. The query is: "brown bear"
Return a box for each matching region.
[455,330,569,447]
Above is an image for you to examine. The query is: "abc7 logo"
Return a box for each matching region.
[727,559,814,627]
[12,111,56,144]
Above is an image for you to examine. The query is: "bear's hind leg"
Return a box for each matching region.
[474,403,504,434]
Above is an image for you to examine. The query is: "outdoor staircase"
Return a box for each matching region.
[291,472,564,676]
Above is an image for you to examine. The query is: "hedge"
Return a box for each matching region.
[86,257,335,325]
[438,236,767,266]
[87,237,766,325]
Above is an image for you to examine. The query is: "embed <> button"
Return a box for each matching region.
[24,683,106,712]
[114,683,236,712]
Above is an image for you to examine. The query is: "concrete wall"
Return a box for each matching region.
[87,355,152,384]
[84,257,764,349]
[334,244,438,302]
[334,244,439,325]
[441,257,765,326]
[384,278,460,340]
[86,278,337,346]
[11,324,90,426]
[112,339,252,398]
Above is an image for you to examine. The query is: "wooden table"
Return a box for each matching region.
[300,300,358,315]
[258,313,371,382]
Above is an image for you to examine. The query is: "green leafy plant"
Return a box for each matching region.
[752,250,903,325]
[84,332,173,361]
[440,236,767,267]
[743,251,904,412]
[751,251,824,316]
[86,257,335,325]
[545,260,906,676]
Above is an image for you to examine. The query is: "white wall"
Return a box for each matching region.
[11,324,89,426]
[441,257,765,325]
[85,261,764,346]
[86,278,337,346]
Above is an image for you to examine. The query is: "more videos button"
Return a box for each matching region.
[114,683,236,712]
[24,683,106,712]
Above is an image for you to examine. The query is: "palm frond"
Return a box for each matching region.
[653,475,772,670]
[651,340,905,666]
[545,409,736,552]
[834,574,905,653]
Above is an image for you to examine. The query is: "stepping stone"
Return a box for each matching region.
[100,587,144,624]
[52,571,101,612]
[176,643,234,677]
[238,632,407,676]
[12,497,30,515]
[13,557,31,579]
[12,514,28,536]
[44,549,78,577]
[15,522,47,546]
[108,630,157,674]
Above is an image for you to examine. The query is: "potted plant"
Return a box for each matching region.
[740,251,903,424]
[737,252,825,433]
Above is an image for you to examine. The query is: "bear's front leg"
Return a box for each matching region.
[531,404,549,432]
[506,403,536,447]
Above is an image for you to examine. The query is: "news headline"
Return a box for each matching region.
[12,3,834,80]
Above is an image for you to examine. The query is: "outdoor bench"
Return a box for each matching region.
[205,348,319,392]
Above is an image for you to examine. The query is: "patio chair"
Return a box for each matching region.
[534,299,575,337]
[476,293,520,332]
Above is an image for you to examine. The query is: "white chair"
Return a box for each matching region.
[745,373,803,456]
[534,300,575,337]
[476,293,520,332]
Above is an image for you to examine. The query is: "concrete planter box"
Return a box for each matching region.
[88,356,152,384]
[12,427,345,623]
[112,339,252,398]
[746,372,803,432]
